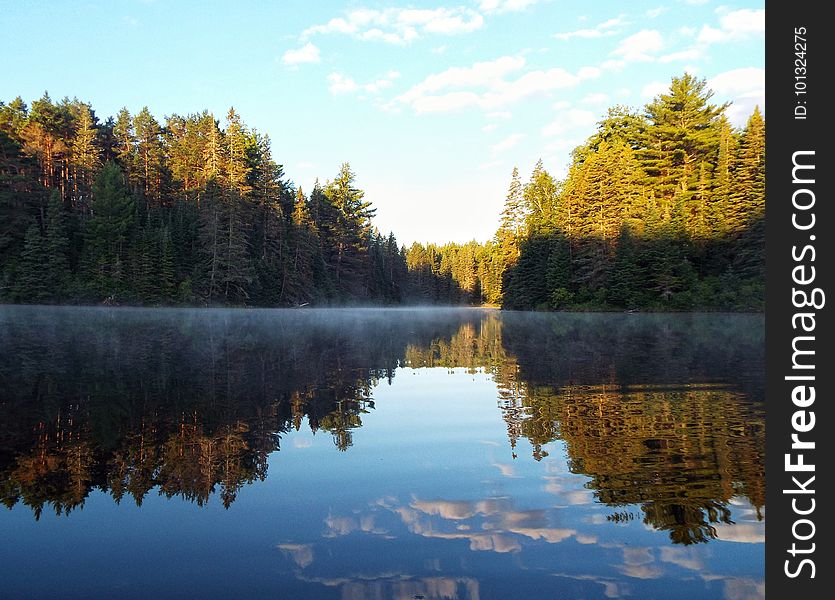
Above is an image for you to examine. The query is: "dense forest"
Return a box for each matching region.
[0,73,763,310]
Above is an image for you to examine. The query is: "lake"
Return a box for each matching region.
[0,306,764,599]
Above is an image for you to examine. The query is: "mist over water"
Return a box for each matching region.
[0,306,764,599]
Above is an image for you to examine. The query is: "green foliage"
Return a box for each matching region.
[84,161,137,297]
[498,74,764,312]
[14,224,50,302]
[0,95,411,306]
[0,78,764,311]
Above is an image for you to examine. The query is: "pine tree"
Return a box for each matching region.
[112,108,136,189]
[84,161,137,297]
[159,227,175,301]
[133,107,165,206]
[0,96,29,136]
[642,74,727,216]
[287,187,318,304]
[202,113,223,183]
[711,117,737,235]
[324,163,375,298]
[15,223,50,302]
[44,191,71,298]
[70,103,99,204]
[224,108,250,192]
[731,106,765,283]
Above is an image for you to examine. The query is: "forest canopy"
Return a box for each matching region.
[0,73,763,310]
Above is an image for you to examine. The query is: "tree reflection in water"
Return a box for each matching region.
[0,306,763,546]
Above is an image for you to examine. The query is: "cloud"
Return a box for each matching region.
[611,29,664,62]
[618,547,664,580]
[640,80,669,99]
[400,55,525,98]
[659,547,706,571]
[327,71,401,95]
[646,6,669,18]
[487,111,513,120]
[327,72,359,94]
[712,521,765,544]
[491,133,526,154]
[659,48,703,63]
[277,544,314,568]
[393,55,588,114]
[554,15,626,41]
[302,6,483,44]
[697,9,765,45]
[722,577,766,600]
[708,67,764,126]
[281,42,320,66]
[541,109,596,137]
[479,0,542,13]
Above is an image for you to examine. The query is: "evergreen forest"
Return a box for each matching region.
[0,73,764,310]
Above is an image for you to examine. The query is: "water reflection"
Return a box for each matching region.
[0,306,764,598]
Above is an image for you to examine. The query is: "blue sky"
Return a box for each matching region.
[0,0,764,245]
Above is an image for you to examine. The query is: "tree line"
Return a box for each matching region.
[1,72,764,310]
[403,74,765,311]
[0,97,414,305]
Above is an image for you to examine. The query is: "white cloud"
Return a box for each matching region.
[392,55,587,113]
[281,42,320,66]
[327,72,359,94]
[646,6,669,18]
[302,6,483,44]
[542,109,596,137]
[479,0,542,13]
[659,547,705,572]
[482,123,499,132]
[552,100,571,110]
[600,59,626,71]
[697,8,764,45]
[712,522,765,544]
[578,66,601,80]
[491,133,526,154]
[659,48,703,63]
[554,15,626,41]
[611,29,664,62]
[400,56,525,99]
[641,81,669,99]
[708,67,765,126]
[328,71,402,95]
[487,111,513,120]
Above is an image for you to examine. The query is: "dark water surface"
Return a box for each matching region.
[0,306,764,599]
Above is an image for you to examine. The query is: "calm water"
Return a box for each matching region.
[0,306,764,599]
